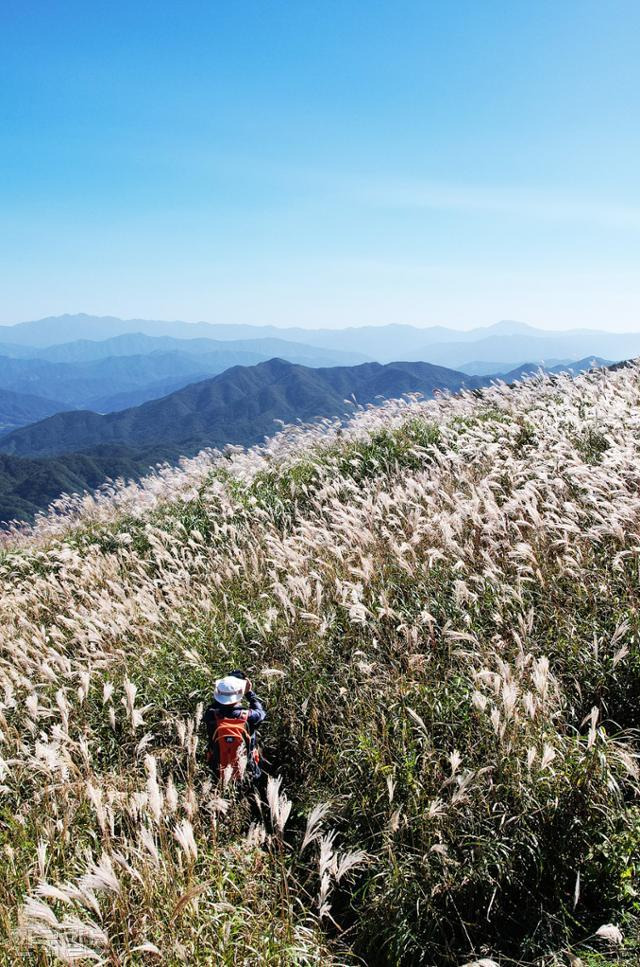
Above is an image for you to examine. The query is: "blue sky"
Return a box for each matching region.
[1,0,639,330]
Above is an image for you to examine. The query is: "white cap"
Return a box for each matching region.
[214,675,245,705]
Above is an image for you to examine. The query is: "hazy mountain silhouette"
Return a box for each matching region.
[86,375,211,413]
[0,388,68,433]
[0,346,368,411]
[1,314,637,370]
[498,357,611,382]
[0,315,372,362]
[0,353,214,409]
[412,335,635,370]
[0,331,370,367]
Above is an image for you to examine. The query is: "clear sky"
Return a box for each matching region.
[1,0,639,330]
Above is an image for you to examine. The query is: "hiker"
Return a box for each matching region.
[204,670,266,783]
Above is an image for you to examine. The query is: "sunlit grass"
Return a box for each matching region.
[1,367,640,964]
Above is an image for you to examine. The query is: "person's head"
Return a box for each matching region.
[213,675,245,707]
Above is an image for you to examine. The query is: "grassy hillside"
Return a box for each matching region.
[0,366,639,965]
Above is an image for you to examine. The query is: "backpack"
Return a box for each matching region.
[208,710,259,781]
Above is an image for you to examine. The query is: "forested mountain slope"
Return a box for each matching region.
[0,444,176,525]
[0,340,371,413]
[0,358,482,458]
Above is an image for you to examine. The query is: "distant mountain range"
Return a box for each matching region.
[0,353,611,526]
[1,314,638,370]
[0,357,485,522]
[0,315,633,426]
[0,335,371,414]
[0,388,67,434]
[0,330,370,366]
[499,357,612,382]
[0,309,627,525]
[0,358,484,459]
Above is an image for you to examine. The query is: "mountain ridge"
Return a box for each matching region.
[0,356,483,522]
[2,313,637,369]
[0,330,371,366]
[0,387,68,433]
[0,342,372,413]
[0,357,484,459]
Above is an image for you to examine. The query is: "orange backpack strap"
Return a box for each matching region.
[212,710,249,739]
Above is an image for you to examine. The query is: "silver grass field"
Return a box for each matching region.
[1,366,640,965]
